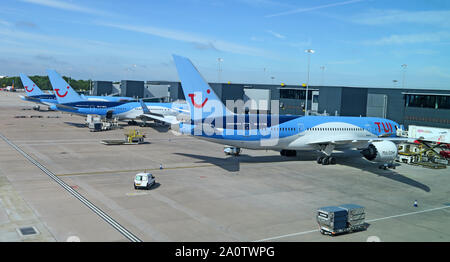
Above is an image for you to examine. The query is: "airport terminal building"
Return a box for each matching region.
[91,80,450,129]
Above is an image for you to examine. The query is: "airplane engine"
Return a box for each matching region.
[106,110,114,119]
[361,141,398,162]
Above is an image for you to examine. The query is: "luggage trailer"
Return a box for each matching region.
[317,204,367,236]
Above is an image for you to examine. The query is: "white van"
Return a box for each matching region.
[134,173,155,190]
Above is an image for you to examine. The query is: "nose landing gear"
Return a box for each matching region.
[378,162,396,170]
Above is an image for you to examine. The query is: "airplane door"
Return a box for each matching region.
[244,122,250,137]
[311,91,319,112]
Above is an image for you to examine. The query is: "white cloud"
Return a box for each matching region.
[0,19,12,27]
[237,0,292,8]
[284,39,312,48]
[267,30,285,39]
[352,9,450,28]
[266,0,363,18]
[0,27,120,55]
[365,32,450,45]
[420,66,450,79]
[250,36,264,42]
[20,0,112,16]
[327,59,362,65]
[95,21,268,57]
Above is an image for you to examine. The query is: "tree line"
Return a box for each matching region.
[0,75,91,91]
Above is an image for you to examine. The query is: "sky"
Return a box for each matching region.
[1,0,449,89]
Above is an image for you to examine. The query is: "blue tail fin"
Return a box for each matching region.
[172,55,234,121]
[47,69,84,103]
[19,74,44,96]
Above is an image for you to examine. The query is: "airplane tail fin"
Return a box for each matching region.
[47,69,84,103]
[19,74,44,96]
[172,55,234,121]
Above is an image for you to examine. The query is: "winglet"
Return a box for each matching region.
[139,99,151,114]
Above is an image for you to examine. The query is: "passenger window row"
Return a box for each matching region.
[307,127,364,131]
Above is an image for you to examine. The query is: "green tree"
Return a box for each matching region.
[1,75,90,91]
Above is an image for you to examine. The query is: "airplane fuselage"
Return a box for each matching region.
[180,115,400,151]
[51,101,187,120]
[20,94,134,106]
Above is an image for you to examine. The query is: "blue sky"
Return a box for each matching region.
[1,0,449,89]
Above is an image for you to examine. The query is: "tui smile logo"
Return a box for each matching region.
[24,84,34,93]
[188,89,210,108]
[55,86,70,98]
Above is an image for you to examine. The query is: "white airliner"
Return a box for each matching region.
[172,55,409,167]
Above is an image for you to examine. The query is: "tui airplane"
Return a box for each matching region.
[173,55,408,167]
[46,69,188,124]
[19,73,134,107]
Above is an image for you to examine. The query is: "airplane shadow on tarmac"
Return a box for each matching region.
[63,121,170,132]
[174,150,431,193]
[64,122,87,128]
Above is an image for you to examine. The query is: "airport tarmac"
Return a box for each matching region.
[0,91,449,242]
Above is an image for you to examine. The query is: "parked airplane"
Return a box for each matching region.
[173,55,407,167]
[19,73,134,107]
[46,69,188,124]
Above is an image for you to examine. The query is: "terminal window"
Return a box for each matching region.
[280,89,313,100]
[437,96,450,109]
[405,94,450,109]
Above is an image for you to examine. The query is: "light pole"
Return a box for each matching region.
[217,58,223,83]
[270,76,275,85]
[401,64,407,89]
[304,49,315,116]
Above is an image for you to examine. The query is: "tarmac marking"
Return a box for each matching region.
[365,205,450,223]
[72,179,171,241]
[55,164,216,177]
[254,205,450,242]
[0,132,142,242]
[55,160,283,177]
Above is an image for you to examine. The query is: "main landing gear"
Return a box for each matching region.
[317,156,337,165]
[316,144,336,165]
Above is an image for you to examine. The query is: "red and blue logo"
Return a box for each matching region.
[24,84,34,93]
[55,86,70,98]
[188,89,210,108]
[374,122,393,133]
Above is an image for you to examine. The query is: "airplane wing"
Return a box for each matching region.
[140,114,179,125]
[55,104,79,111]
[173,107,190,114]
[138,99,179,125]
[20,95,41,102]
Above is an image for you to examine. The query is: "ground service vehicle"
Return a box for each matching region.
[134,173,155,190]
[317,204,367,236]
